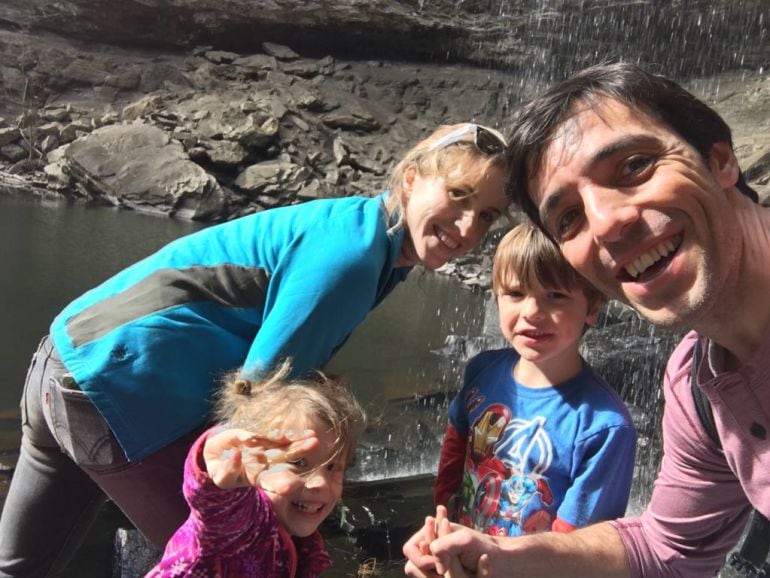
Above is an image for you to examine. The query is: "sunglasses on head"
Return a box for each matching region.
[426,124,507,155]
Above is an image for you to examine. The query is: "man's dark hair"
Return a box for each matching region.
[506,62,758,228]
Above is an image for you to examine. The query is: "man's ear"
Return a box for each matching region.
[709,142,740,189]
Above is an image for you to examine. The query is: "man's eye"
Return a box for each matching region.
[287,458,308,468]
[554,208,582,240]
[620,155,654,181]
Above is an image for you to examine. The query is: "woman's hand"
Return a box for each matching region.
[202,427,318,490]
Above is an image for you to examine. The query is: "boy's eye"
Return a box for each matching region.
[547,291,568,300]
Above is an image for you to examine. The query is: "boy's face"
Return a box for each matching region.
[497,274,599,367]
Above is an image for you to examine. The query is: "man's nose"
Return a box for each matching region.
[581,184,639,243]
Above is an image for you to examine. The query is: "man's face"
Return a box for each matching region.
[528,98,740,329]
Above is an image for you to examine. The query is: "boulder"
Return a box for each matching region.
[64,123,230,220]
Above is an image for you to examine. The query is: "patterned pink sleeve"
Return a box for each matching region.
[183,429,282,556]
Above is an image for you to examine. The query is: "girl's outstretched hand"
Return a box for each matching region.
[202,428,319,490]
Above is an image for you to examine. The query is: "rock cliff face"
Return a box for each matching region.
[1,0,767,74]
[0,3,768,289]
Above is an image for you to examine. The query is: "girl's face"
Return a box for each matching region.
[263,414,345,537]
[397,157,508,269]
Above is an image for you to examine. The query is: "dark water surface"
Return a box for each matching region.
[0,194,485,576]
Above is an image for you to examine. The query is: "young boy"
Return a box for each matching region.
[434,221,637,536]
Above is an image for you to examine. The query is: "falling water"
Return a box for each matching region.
[324,2,768,575]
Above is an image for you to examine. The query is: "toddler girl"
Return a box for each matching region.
[146,360,366,577]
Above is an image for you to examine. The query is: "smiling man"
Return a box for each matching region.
[403,63,770,578]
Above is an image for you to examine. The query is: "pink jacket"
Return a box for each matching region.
[146,429,332,578]
[613,329,770,576]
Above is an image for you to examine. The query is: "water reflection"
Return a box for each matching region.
[0,193,486,481]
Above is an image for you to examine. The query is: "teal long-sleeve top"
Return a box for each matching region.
[50,193,409,460]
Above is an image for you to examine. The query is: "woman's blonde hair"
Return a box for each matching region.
[492,220,604,309]
[214,360,366,468]
[383,123,509,230]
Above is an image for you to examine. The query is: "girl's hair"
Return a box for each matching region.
[492,220,604,309]
[214,360,366,468]
[383,123,509,230]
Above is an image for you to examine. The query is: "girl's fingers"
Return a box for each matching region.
[243,428,317,446]
[258,463,305,495]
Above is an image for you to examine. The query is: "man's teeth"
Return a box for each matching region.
[625,239,677,279]
[437,230,459,250]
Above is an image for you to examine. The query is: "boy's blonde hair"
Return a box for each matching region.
[214,360,366,468]
[492,220,604,309]
[383,123,509,229]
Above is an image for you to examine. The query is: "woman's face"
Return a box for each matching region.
[397,158,508,269]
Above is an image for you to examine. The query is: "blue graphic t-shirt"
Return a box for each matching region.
[447,348,637,536]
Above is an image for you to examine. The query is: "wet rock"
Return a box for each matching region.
[0,127,19,147]
[200,140,250,169]
[233,160,303,197]
[322,112,380,132]
[1,144,26,162]
[40,107,70,122]
[64,123,230,220]
[122,95,163,122]
[280,59,320,79]
[225,113,280,149]
[262,42,299,61]
[232,54,277,73]
[112,528,160,577]
[203,50,240,64]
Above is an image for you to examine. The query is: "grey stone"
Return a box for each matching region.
[202,140,249,168]
[112,528,161,578]
[233,160,300,195]
[0,143,26,162]
[262,42,299,61]
[232,54,277,72]
[203,50,241,64]
[225,114,279,149]
[0,126,19,146]
[64,123,229,220]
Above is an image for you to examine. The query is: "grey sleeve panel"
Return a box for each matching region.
[66,265,270,347]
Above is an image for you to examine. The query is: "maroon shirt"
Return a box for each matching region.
[613,329,770,576]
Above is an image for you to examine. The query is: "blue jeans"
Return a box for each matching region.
[0,337,206,577]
